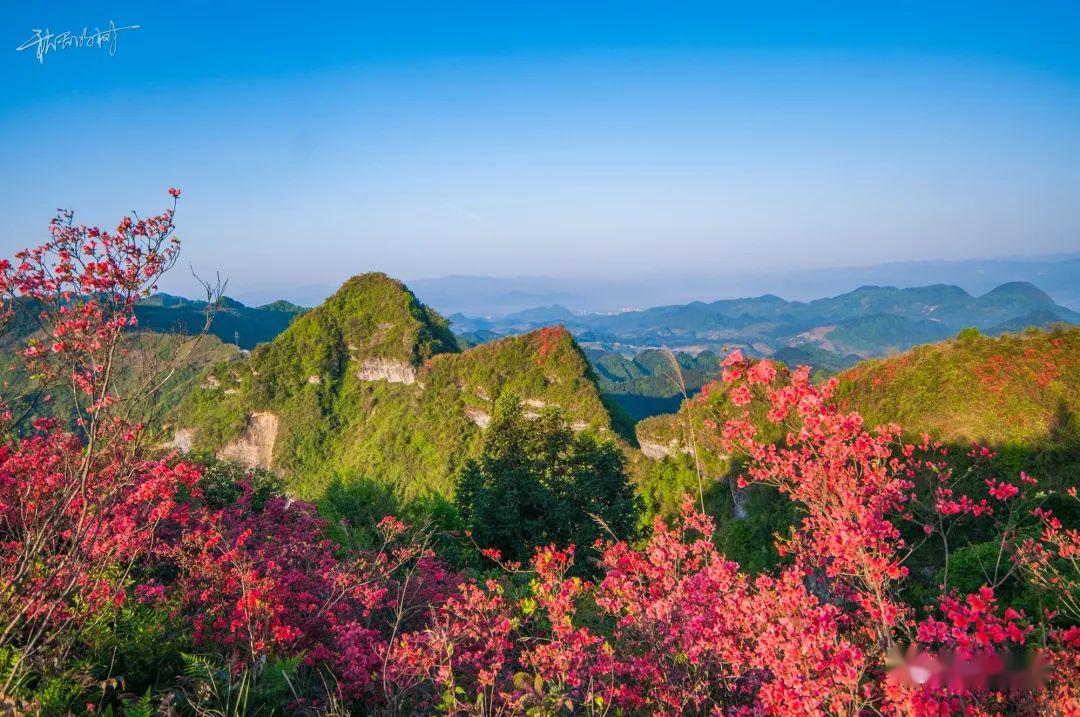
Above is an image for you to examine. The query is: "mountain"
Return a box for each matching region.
[453,281,1080,361]
[636,326,1080,487]
[256,299,307,314]
[172,273,623,500]
[134,294,305,350]
[391,256,1080,317]
[836,325,1080,449]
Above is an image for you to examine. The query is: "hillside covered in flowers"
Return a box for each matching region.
[1,195,1078,716]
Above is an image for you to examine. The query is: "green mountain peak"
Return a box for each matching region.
[173,277,618,500]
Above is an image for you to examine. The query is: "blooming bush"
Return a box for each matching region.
[1,195,1077,714]
[0,194,201,694]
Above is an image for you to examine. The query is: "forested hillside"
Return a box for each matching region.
[2,198,1077,715]
[452,281,1079,364]
[641,326,1080,467]
[173,273,623,499]
[134,293,304,349]
[837,325,1080,444]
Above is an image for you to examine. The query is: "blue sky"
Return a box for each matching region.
[1,1,1079,297]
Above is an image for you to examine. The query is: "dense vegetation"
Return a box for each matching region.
[174,275,621,500]
[2,195,1078,716]
[451,281,1079,366]
[455,393,640,569]
[838,325,1080,446]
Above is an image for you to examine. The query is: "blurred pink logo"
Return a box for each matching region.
[16,21,140,64]
[887,646,1048,694]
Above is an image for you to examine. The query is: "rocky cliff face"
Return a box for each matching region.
[218,412,278,469]
[171,428,195,453]
[639,438,687,460]
[356,358,417,385]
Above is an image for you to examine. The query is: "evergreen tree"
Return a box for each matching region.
[454,393,640,570]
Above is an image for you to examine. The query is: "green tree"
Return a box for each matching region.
[455,393,640,571]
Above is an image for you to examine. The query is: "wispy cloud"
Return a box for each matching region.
[443,200,483,223]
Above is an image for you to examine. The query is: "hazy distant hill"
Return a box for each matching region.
[391,255,1080,316]
[134,294,305,349]
[173,273,624,500]
[453,281,1079,364]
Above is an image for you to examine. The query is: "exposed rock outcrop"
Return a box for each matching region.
[171,428,194,453]
[356,358,416,385]
[218,412,279,469]
[465,407,491,429]
[638,439,694,460]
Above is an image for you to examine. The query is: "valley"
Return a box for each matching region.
[4,243,1079,714]
[110,272,1077,514]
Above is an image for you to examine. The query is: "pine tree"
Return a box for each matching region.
[454,393,640,570]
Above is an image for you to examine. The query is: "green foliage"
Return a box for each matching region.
[0,586,192,715]
[190,455,285,510]
[109,689,154,717]
[958,326,981,340]
[315,472,467,563]
[170,653,316,716]
[836,326,1080,449]
[82,604,192,702]
[455,393,641,571]
[636,453,711,524]
[175,277,622,504]
[715,485,796,574]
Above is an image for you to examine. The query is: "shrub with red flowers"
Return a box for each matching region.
[713,351,1079,714]
[2,194,1078,715]
[0,194,203,693]
[165,489,450,702]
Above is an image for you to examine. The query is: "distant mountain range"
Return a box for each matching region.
[225,253,1080,317]
[406,254,1080,316]
[453,281,1080,363]
[134,293,306,350]
[124,278,1080,423]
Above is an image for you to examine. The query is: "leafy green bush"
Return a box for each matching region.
[455,393,641,571]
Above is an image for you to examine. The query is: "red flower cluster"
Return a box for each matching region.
[1,197,1077,714]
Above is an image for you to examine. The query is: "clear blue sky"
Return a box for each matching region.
[2,1,1078,297]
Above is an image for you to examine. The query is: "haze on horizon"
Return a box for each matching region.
[1,1,1079,299]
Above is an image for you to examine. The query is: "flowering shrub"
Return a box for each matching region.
[0,194,200,693]
[1,195,1077,714]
